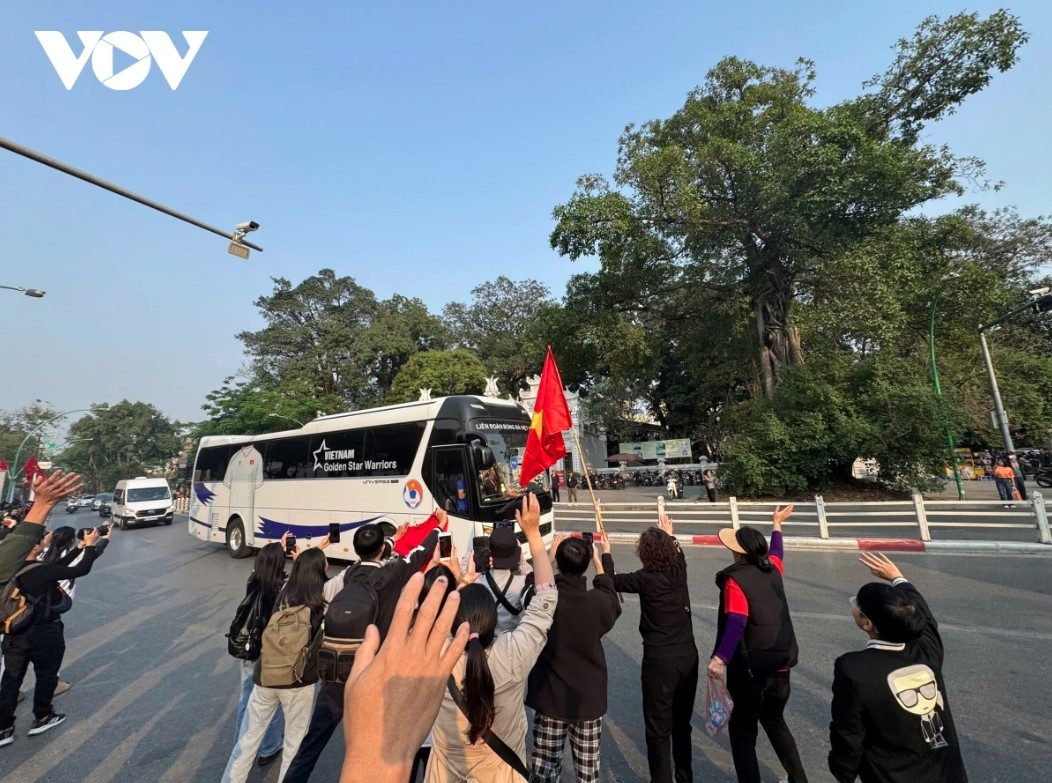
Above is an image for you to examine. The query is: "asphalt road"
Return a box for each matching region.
[5,509,1051,782]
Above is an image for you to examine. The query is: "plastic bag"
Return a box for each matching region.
[705,676,734,736]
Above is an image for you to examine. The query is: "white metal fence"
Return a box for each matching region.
[553,491,1052,545]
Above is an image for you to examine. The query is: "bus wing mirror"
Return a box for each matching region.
[473,442,496,469]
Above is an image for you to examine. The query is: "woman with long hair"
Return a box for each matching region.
[708,506,808,783]
[612,514,697,783]
[426,494,559,783]
[223,547,329,783]
[231,542,287,767]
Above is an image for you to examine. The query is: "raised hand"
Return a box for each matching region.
[773,504,794,528]
[858,551,903,582]
[394,522,409,542]
[341,572,468,783]
[658,514,673,535]
[515,493,541,538]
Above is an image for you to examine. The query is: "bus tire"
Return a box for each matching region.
[226,517,251,559]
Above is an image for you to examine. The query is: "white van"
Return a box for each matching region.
[111,477,174,529]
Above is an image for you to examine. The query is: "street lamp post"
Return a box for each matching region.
[978,292,1052,455]
[268,413,306,428]
[929,289,966,500]
[0,284,45,298]
[6,409,91,503]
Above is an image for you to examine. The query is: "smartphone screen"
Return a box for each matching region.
[581,531,594,546]
[285,534,297,555]
[328,522,341,544]
[439,533,452,559]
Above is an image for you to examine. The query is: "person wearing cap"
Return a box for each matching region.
[479,526,532,635]
[707,505,808,783]
[610,514,698,783]
[829,552,968,783]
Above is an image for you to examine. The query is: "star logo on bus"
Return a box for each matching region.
[312,439,328,471]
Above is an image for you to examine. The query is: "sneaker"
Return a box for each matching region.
[0,726,13,747]
[53,681,72,697]
[257,748,282,767]
[27,713,65,736]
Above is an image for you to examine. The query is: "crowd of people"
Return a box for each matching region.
[0,471,970,783]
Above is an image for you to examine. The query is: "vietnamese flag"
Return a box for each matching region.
[519,346,572,487]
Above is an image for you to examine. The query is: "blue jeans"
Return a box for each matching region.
[236,660,284,756]
[995,478,1014,501]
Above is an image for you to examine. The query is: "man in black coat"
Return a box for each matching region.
[526,532,621,783]
[829,552,968,783]
[0,525,106,746]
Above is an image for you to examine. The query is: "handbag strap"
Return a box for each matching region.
[446,675,529,780]
[484,571,522,616]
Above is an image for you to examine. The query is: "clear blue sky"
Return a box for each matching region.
[1,1,1049,424]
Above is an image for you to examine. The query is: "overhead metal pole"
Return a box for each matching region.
[0,135,263,252]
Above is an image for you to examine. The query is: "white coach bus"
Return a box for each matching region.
[188,395,555,559]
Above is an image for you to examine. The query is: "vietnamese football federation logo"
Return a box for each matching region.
[403,479,423,509]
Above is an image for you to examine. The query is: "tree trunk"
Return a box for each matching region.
[751,262,798,399]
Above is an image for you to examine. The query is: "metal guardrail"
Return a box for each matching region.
[553,491,1052,544]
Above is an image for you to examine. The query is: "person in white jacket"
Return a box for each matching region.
[425,494,558,783]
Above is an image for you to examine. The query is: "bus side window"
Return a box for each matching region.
[193,446,232,483]
[433,449,470,515]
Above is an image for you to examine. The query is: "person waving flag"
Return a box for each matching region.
[519,346,572,487]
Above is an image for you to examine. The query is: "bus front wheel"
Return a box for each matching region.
[226,518,250,559]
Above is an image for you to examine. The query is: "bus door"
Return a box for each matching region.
[427,445,474,548]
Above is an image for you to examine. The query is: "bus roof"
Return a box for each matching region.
[198,395,528,448]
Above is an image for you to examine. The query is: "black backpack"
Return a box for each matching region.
[318,565,379,683]
[226,588,266,661]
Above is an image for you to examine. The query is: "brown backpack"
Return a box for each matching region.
[259,604,319,687]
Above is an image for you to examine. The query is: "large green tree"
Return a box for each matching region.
[550,11,1027,399]
[59,402,182,492]
[388,350,488,403]
[235,270,449,408]
[443,277,553,395]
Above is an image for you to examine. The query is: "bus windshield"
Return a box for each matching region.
[471,419,548,502]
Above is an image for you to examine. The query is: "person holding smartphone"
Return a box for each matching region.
[0,524,107,746]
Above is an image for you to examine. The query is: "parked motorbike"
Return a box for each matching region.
[1035,468,1052,489]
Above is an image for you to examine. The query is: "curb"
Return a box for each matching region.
[600,531,1052,554]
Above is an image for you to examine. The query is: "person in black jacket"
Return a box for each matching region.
[708,507,807,783]
[612,514,698,783]
[526,531,621,783]
[283,518,442,783]
[829,552,968,783]
[0,525,106,747]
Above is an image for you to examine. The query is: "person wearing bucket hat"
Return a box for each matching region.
[708,505,808,783]
[480,526,532,635]
[829,552,967,783]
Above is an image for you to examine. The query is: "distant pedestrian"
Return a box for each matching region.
[551,471,561,503]
[566,472,578,503]
[992,457,1015,503]
[703,470,717,503]
[1007,453,1028,501]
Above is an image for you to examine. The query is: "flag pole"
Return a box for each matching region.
[565,421,623,603]
[567,424,605,536]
